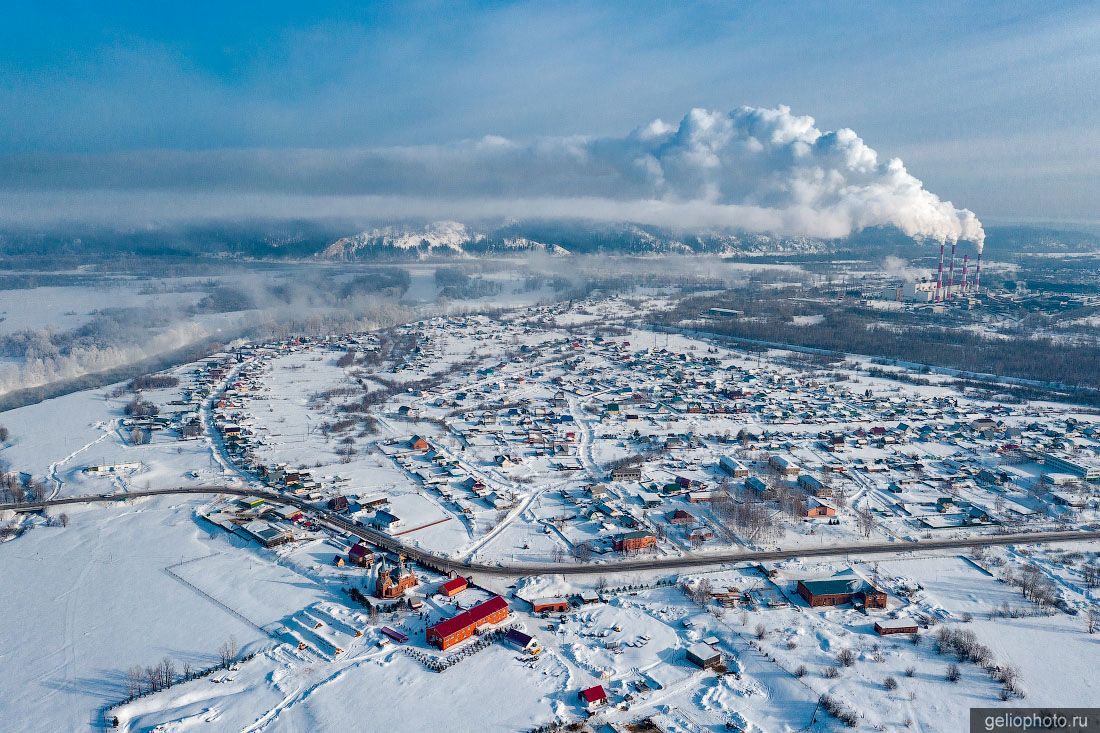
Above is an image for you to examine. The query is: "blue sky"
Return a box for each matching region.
[1,1,1097,227]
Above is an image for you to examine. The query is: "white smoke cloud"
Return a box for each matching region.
[882,255,931,283]
[0,104,984,247]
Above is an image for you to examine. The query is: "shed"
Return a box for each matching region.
[874,618,919,635]
[503,628,539,651]
[686,643,722,669]
[532,597,571,613]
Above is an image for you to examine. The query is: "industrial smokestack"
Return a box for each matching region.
[962,254,970,293]
[947,242,957,299]
[936,242,945,302]
[974,251,983,293]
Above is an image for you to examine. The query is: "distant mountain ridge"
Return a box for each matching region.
[317,220,832,260]
[0,220,1097,262]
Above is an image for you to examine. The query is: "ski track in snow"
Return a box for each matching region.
[47,424,113,499]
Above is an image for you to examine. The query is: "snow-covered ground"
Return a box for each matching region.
[1,292,1099,731]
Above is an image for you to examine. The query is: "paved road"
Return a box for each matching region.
[6,487,1100,577]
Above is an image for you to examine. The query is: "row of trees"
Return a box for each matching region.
[662,288,1100,390]
[0,471,46,504]
[1007,564,1061,610]
[122,637,238,701]
[127,374,179,391]
[933,626,1023,699]
[123,398,159,418]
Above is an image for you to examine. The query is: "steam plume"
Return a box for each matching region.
[0,105,984,247]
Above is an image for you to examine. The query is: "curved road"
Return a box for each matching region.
[7,486,1100,577]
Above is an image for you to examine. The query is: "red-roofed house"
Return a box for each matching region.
[426,596,509,650]
[348,543,373,567]
[578,685,608,711]
[439,576,468,598]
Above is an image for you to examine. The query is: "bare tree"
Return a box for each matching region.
[690,578,713,605]
[218,641,233,667]
[125,665,144,698]
[833,487,848,510]
[946,663,961,682]
[159,657,176,688]
[855,507,877,538]
[1087,607,1100,634]
[337,436,357,463]
[58,513,69,528]
[144,665,160,693]
[1084,564,1099,589]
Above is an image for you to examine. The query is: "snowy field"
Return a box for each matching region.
[0,496,274,732]
[1,292,1099,731]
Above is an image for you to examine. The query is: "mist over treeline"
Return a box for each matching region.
[0,266,419,398]
[0,219,1097,269]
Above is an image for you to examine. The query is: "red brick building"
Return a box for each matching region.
[375,555,418,599]
[426,595,510,650]
[796,576,887,609]
[803,499,836,519]
[612,530,657,553]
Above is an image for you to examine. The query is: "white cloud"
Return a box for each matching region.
[0,105,984,247]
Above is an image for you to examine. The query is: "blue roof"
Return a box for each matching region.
[504,628,533,646]
[799,576,870,596]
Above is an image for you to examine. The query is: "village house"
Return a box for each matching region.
[803,497,837,518]
[439,576,468,597]
[769,454,800,477]
[667,509,696,525]
[612,530,657,553]
[503,628,539,653]
[348,542,373,567]
[719,455,750,477]
[610,465,643,481]
[578,685,608,712]
[686,643,722,669]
